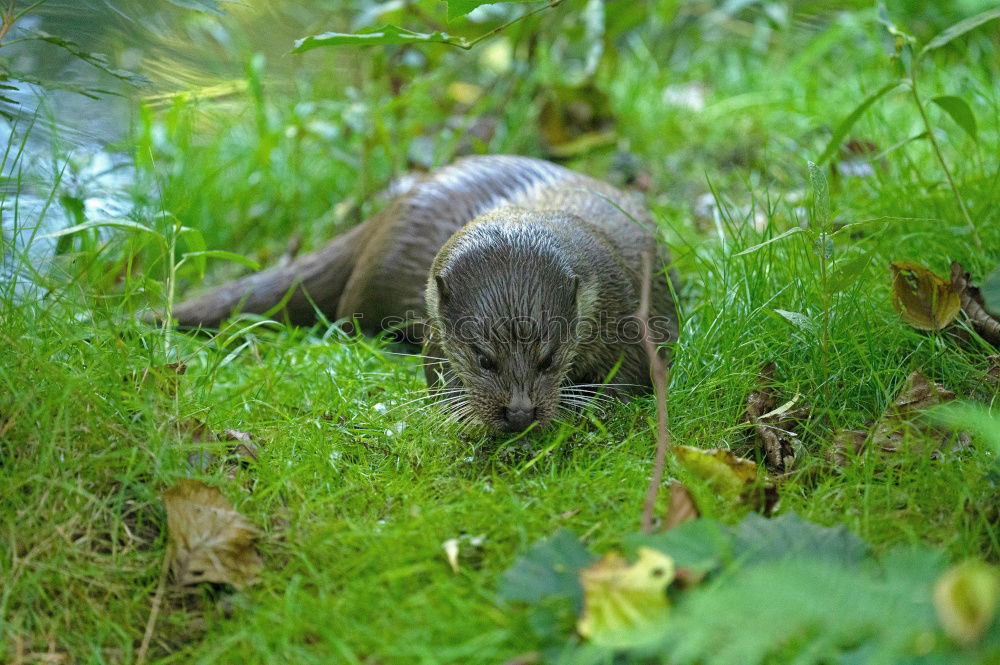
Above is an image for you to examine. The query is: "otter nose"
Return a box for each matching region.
[503,406,537,431]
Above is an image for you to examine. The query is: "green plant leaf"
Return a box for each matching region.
[808,160,830,226]
[498,530,595,610]
[447,1,540,21]
[733,227,803,257]
[41,219,163,240]
[733,512,869,566]
[827,253,872,294]
[291,25,471,53]
[24,33,150,86]
[182,250,260,272]
[931,95,978,140]
[921,7,1000,55]
[818,82,900,165]
[628,519,732,574]
[0,70,120,100]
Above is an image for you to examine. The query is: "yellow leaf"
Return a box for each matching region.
[934,560,1000,645]
[163,479,262,589]
[577,547,675,648]
[674,445,759,496]
[891,261,960,331]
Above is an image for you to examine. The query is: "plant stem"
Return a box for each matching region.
[908,74,982,249]
[462,0,562,50]
[638,251,672,533]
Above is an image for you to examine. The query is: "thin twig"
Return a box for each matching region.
[136,549,170,665]
[638,251,672,533]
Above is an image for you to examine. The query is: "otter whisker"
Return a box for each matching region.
[386,389,467,412]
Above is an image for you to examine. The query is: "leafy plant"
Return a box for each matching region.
[500,514,1000,664]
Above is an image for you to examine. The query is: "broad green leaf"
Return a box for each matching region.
[182,250,260,271]
[498,530,595,610]
[628,519,732,574]
[292,25,470,53]
[931,95,978,140]
[733,512,869,566]
[447,1,540,21]
[818,82,900,165]
[922,7,1000,55]
[808,160,829,226]
[982,266,1000,315]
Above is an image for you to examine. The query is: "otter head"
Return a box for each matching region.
[426,216,594,433]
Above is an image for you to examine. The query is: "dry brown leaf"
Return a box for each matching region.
[951,261,1000,347]
[662,480,700,531]
[743,362,810,471]
[162,479,262,589]
[224,429,259,463]
[891,261,961,331]
[829,371,967,465]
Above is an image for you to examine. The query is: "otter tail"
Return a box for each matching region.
[168,219,372,330]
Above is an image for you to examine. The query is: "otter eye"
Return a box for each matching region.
[537,351,555,373]
[473,347,496,371]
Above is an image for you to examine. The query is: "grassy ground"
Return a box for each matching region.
[2,1,1000,663]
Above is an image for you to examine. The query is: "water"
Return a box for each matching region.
[0,0,343,296]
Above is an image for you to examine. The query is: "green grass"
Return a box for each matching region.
[2,1,1000,663]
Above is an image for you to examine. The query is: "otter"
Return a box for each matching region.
[170,156,678,433]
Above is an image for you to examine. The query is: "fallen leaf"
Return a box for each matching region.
[674,445,759,496]
[891,261,961,331]
[829,371,967,464]
[743,362,810,471]
[873,371,958,453]
[934,560,1000,645]
[662,480,700,531]
[162,479,262,589]
[950,261,1000,347]
[577,547,675,647]
[224,429,259,463]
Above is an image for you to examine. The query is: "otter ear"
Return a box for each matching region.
[435,274,450,305]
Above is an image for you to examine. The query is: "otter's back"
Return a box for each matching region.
[335,155,660,332]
